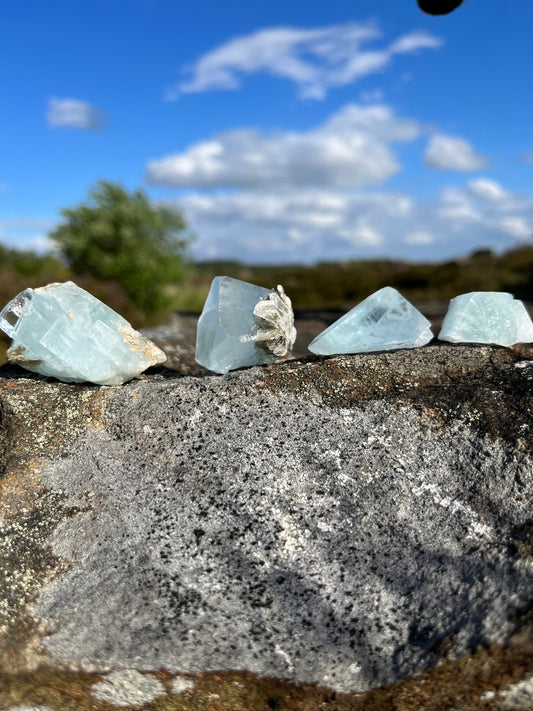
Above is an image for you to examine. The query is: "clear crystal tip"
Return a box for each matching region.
[0,281,166,385]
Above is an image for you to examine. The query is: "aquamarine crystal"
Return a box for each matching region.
[308,286,433,355]
[0,281,166,385]
[439,292,533,347]
[195,276,296,374]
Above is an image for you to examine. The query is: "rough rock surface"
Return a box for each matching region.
[0,343,532,700]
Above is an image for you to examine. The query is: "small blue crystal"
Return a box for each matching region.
[0,281,166,385]
[308,286,433,355]
[439,291,533,347]
[196,276,285,374]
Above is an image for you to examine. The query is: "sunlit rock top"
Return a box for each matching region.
[439,292,533,347]
[0,281,166,385]
[308,286,433,355]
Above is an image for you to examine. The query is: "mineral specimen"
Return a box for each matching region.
[438,291,533,347]
[308,286,433,355]
[195,277,296,374]
[253,284,297,357]
[0,281,166,385]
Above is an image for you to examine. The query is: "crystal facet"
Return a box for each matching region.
[438,291,533,347]
[308,286,433,355]
[0,281,166,385]
[195,276,296,374]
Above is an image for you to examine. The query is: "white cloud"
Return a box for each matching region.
[146,102,531,263]
[437,187,482,222]
[167,22,442,101]
[0,183,8,193]
[339,222,382,246]
[146,103,421,189]
[425,134,488,171]
[500,216,531,239]
[176,189,409,261]
[405,231,434,245]
[168,177,533,263]
[520,150,533,164]
[47,97,105,130]
[467,178,506,201]
[0,217,58,251]
[360,88,384,103]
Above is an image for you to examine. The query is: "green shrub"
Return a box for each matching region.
[49,181,194,320]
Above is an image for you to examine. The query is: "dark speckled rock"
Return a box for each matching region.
[0,344,532,696]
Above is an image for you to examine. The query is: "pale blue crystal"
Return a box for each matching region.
[308,286,433,355]
[0,281,166,385]
[439,291,533,347]
[196,276,285,374]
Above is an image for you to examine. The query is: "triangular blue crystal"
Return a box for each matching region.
[308,286,433,355]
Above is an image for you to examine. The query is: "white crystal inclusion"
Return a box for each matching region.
[0,281,166,385]
[439,291,533,347]
[196,276,295,374]
[308,286,433,355]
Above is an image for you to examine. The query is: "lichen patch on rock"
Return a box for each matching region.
[90,669,166,707]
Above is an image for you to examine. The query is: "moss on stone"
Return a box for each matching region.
[1,632,532,710]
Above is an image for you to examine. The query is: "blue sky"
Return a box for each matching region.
[2,0,533,264]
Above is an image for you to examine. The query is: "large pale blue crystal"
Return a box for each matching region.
[0,281,166,385]
[195,276,296,374]
[308,286,433,355]
[439,291,533,347]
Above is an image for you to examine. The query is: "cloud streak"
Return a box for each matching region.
[173,177,533,263]
[425,134,488,171]
[167,22,442,100]
[46,97,105,130]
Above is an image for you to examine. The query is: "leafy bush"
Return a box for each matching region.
[49,181,193,320]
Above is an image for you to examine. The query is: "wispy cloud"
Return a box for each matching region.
[500,216,532,238]
[467,178,506,201]
[46,97,105,130]
[146,103,421,189]
[0,217,57,231]
[424,134,488,171]
[167,22,442,100]
[172,176,533,263]
[405,231,435,245]
[0,217,58,251]
[177,189,412,261]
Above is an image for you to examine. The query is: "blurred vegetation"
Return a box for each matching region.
[49,180,193,319]
[191,246,533,311]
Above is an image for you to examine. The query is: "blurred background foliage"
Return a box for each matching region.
[0,179,532,361]
[48,180,194,319]
[191,246,533,312]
